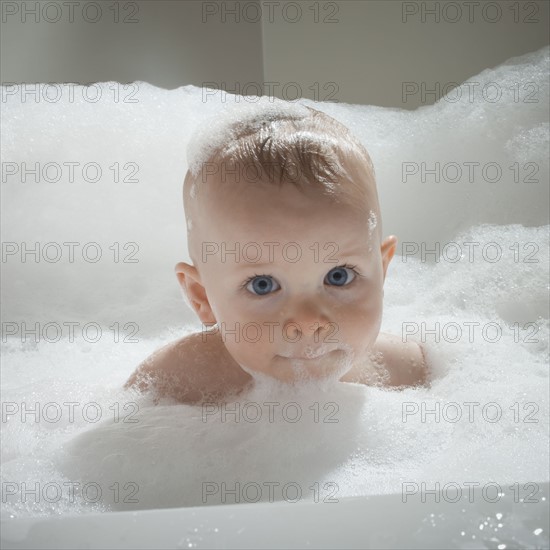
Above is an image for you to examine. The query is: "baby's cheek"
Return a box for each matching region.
[344,306,382,347]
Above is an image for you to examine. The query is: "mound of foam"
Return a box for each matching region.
[2,222,548,515]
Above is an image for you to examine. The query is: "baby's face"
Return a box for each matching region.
[189,178,395,383]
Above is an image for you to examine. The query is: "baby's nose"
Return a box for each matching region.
[282,300,332,339]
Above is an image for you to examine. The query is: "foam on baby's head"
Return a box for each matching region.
[186,97,311,177]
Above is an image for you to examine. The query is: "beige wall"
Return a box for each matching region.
[262,0,549,108]
[0,0,264,89]
[1,0,548,108]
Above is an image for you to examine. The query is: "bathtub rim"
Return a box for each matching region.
[2,481,549,550]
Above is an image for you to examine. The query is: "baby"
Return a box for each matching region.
[125,99,428,404]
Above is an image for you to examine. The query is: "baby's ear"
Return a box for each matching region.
[174,262,217,325]
[380,235,398,280]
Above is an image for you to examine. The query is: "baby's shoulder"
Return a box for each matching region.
[124,331,250,404]
[370,332,428,387]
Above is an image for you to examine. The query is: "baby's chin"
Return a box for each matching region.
[239,349,355,386]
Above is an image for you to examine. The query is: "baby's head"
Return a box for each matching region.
[176,99,397,383]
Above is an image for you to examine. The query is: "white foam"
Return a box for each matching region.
[1,47,548,517]
[185,95,311,177]
[367,210,377,232]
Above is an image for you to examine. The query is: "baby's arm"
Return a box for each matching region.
[124,336,203,403]
[373,333,428,387]
[341,332,428,388]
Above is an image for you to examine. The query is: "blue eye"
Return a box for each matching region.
[245,275,280,296]
[325,266,357,286]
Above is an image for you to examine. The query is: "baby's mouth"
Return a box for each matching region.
[279,346,336,360]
